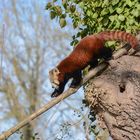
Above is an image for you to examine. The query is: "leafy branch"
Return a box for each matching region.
[46,0,140,46]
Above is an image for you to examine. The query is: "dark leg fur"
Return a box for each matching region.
[70,71,82,88]
[51,81,67,98]
[89,59,98,70]
[100,47,113,60]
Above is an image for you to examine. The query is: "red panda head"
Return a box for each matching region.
[49,68,61,89]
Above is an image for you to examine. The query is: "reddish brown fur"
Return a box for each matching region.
[51,30,140,97]
[57,36,103,73]
[57,31,139,78]
[98,31,139,48]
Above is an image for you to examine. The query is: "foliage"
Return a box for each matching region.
[46,0,140,46]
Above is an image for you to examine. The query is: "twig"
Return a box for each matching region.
[0,24,5,81]
[0,41,138,140]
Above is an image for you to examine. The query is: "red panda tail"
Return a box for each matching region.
[98,31,140,50]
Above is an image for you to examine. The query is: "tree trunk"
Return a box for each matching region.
[84,53,140,140]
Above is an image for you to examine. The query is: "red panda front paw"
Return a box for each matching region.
[51,90,61,98]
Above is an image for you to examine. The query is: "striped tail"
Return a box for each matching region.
[98,31,140,50]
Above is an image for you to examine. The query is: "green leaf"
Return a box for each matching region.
[54,6,62,15]
[92,13,98,19]
[70,5,76,13]
[128,18,134,25]
[70,40,74,46]
[118,15,125,21]
[132,10,139,17]
[79,2,84,9]
[101,9,109,16]
[73,21,78,28]
[76,32,81,37]
[61,14,66,18]
[109,16,115,22]
[124,8,130,16]
[102,0,109,7]
[126,0,133,7]
[102,18,109,26]
[70,39,79,46]
[116,8,123,14]
[97,25,102,32]
[112,0,119,6]
[73,39,79,46]
[46,2,52,10]
[98,17,103,22]
[107,41,116,46]
[74,0,81,4]
[136,4,140,10]
[50,11,56,19]
[62,0,68,9]
[109,6,115,13]
[59,18,67,28]
[114,20,121,28]
[87,10,91,16]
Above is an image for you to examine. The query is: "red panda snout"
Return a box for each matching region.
[49,68,60,89]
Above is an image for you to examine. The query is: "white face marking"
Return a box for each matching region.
[49,68,60,89]
[52,83,59,89]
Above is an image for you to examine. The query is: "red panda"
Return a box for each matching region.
[49,30,140,97]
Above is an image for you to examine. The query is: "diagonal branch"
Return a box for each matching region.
[0,62,108,140]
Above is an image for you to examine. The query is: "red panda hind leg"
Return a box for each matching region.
[89,59,98,70]
[100,47,113,60]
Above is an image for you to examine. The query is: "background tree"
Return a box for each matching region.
[1,0,89,140]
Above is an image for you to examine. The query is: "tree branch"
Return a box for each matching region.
[0,63,108,140]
